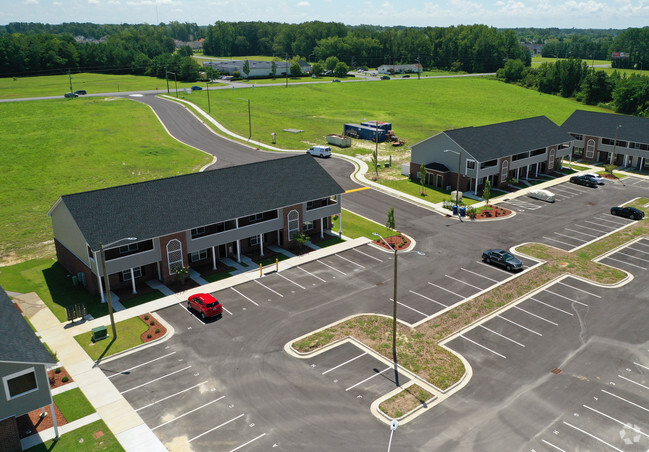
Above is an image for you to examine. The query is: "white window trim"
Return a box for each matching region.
[190,249,208,262]
[586,139,595,158]
[122,267,142,281]
[3,367,38,400]
[119,243,138,254]
[288,209,300,240]
[249,235,260,246]
[167,239,184,275]
[500,159,509,182]
[466,159,476,172]
[303,221,314,231]
[548,149,555,170]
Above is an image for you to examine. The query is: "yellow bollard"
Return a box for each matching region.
[260,263,263,277]
[276,258,279,272]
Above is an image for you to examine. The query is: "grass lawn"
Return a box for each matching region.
[53,388,95,422]
[204,268,237,283]
[119,291,165,310]
[24,420,123,452]
[317,236,345,247]
[378,178,479,205]
[332,209,394,240]
[74,316,150,362]
[379,384,435,418]
[0,97,211,264]
[0,73,218,99]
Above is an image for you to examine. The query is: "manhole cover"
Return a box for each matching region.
[376,282,384,286]
[551,368,562,375]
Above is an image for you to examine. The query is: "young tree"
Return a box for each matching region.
[271,60,277,79]
[290,61,302,77]
[242,59,250,78]
[334,62,349,77]
[483,179,492,206]
[311,62,324,77]
[420,162,427,195]
[325,56,339,72]
[174,266,190,285]
[386,207,395,233]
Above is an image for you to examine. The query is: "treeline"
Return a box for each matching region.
[204,22,530,72]
[497,58,649,116]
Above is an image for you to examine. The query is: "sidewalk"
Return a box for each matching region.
[14,235,370,451]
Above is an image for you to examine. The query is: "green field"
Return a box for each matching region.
[0,72,221,99]
[0,97,211,263]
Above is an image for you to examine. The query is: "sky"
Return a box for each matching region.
[1,0,648,29]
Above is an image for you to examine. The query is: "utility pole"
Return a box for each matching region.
[68,70,73,93]
[285,53,289,88]
[165,65,170,94]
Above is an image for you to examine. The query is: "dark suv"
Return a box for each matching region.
[569,175,597,188]
[611,206,645,220]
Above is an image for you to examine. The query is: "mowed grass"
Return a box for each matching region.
[74,316,150,361]
[24,419,123,452]
[0,97,211,263]
[184,76,609,153]
[0,72,215,99]
[53,388,96,422]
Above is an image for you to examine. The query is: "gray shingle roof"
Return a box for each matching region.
[445,116,573,162]
[58,154,344,251]
[561,110,649,144]
[0,286,56,365]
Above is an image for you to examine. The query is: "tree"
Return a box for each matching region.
[580,70,613,105]
[498,58,525,83]
[386,207,395,233]
[483,179,492,206]
[177,45,193,57]
[333,61,349,77]
[311,62,324,77]
[290,61,302,77]
[325,56,339,72]
[242,59,250,78]
[419,162,427,195]
[271,60,277,78]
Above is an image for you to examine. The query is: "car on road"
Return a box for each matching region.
[63,92,78,98]
[611,206,645,220]
[191,85,203,90]
[187,293,223,319]
[482,249,524,272]
[381,75,391,80]
[569,175,598,188]
[584,173,605,185]
[74,90,87,95]
[527,189,555,203]
[332,79,341,82]
[402,74,410,78]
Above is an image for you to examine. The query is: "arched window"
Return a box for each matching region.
[167,239,183,275]
[500,159,509,183]
[288,210,300,240]
[548,148,555,170]
[586,139,595,158]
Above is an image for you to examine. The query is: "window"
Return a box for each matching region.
[571,133,583,140]
[249,235,259,246]
[3,368,38,400]
[190,250,208,262]
[248,213,263,223]
[303,221,314,231]
[119,243,138,254]
[288,210,300,240]
[586,139,595,158]
[307,201,314,209]
[166,239,183,275]
[500,159,509,183]
[466,159,476,171]
[191,227,205,238]
[122,267,142,281]
[573,146,584,157]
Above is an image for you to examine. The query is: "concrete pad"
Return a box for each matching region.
[14,292,61,331]
[72,368,124,408]
[116,424,167,452]
[97,398,145,434]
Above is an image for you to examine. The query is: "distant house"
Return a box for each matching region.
[561,110,649,171]
[203,59,311,78]
[377,64,422,74]
[48,155,344,298]
[174,39,204,50]
[0,286,57,450]
[410,117,573,194]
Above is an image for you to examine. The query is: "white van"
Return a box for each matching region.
[307,145,332,158]
[527,189,555,203]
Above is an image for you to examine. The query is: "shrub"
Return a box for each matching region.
[155,328,160,334]
[61,376,69,383]
[144,315,149,320]
[150,320,155,326]
[147,334,152,339]
[54,368,61,374]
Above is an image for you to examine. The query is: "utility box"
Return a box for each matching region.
[451,191,463,203]
[92,326,108,342]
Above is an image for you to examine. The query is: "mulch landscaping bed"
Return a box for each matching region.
[474,206,512,219]
[139,313,167,343]
[17,404,67,438]
[373,232,411,251]
[48,367,73,389]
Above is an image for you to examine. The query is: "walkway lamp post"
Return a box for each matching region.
[166,71,177,98]
[373,232,399,386]
[99,237,137,340]
[206,81,212,113]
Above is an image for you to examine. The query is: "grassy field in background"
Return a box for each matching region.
[0,97,211,263]
[0,72,221,99]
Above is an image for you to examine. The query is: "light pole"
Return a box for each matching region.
[373,232,399,386]
[166,71,177,98]
[375,120,379,178]
[99,237,137,340]
[237,98,251,140]
[610,124,622,165]
[444,149,462,216]
[206,81,212,114]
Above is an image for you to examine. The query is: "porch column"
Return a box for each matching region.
[516,167,520,181]
[535,163,539,177]
[320,218,324,238]
[338,194,342,238]
[157,261,162,281]
[474,166,479,196]
[212,246,217,270]
[94,251,105,302]
[277,230,281,246]
[50,402,59,439]
[236,239,241,263]
[259,233,264,257]
[130,268,137,294]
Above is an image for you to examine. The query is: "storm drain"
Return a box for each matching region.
[551,368,562,375]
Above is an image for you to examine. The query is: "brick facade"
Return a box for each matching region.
[159,232,188,284]
[0,416,21,452]
[281,204,304,245]
[54,239,98,294]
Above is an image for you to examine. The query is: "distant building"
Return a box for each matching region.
[174,39,204,50]
[377,64,422,74]
[522,42,544,55]
[203,60,311,78]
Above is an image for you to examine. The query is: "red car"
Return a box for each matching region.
[187,293,223,319]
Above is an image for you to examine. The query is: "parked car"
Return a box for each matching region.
[569,175,597,188]
[611,206,645,220]
[74,90,87,95]
[527,189,555,203]
[583,173,605,185]
[403,75,410,78]
[332,79,341,83]
[191,85,203,90]
[187,293,223,319]
[381,75,391,80]
[63,92,78,98]
[307,145,332,158]
[482,249,524,271]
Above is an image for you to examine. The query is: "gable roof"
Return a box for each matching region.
[561,110,649,144]
[54,154,344,251]
[444,116,573,162]
[0,286,56,365]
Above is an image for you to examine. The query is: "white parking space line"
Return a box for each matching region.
[297,266,326,282]
[189,413,245,443]
[231,287,259,306]
[628,246,649,256]
[635,241,649,249]
[461,268,499,283]
[354,248,383,262]
[635,362,649,371]
[573,223,606,234]
[514,306,558,325]
[136,381,207,411]
[459,335,506,358]
[564,228,598,238]
[253,279,284,297]
[180,304,207,325]
[336,254,365,268]
[229,433,267,452]
[479,325,525,347]
[554,232,587,242]
[584,220,617,229]
[552,186,582,195]
[107,352,177,379]
[409,290,449,308]
[545,289,589,307]
[152,396,226,430]
[557,281,601,298]
[542,236,574,247]
[618,374,649,391]
[595,216,629,226]
[475,261,511,274]
[562,421,623,452]
[529,297,574,316]
[428,282,464,298]
[601,389,649,413]
[604,256,647,270]
[390,298,428,318]
[541,439,567,451]
[583,404,649,441]
[121,366,192,394]
[498,315,543,336]
[317,259,346,275]
[616,251,649,262]
[445,275,484,291]
[345,366,392,391]
[276,272,306,290]
[222,307,233,316]
[322,352,367,375]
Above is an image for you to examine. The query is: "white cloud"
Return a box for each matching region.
[297,1,310,5]
[88,0,99,4]
[53,1,62,4]
[23,0,38,4]
[107,0,121,4]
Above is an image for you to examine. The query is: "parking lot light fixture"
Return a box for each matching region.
[373,232,399,386]
[99,237,137,340]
